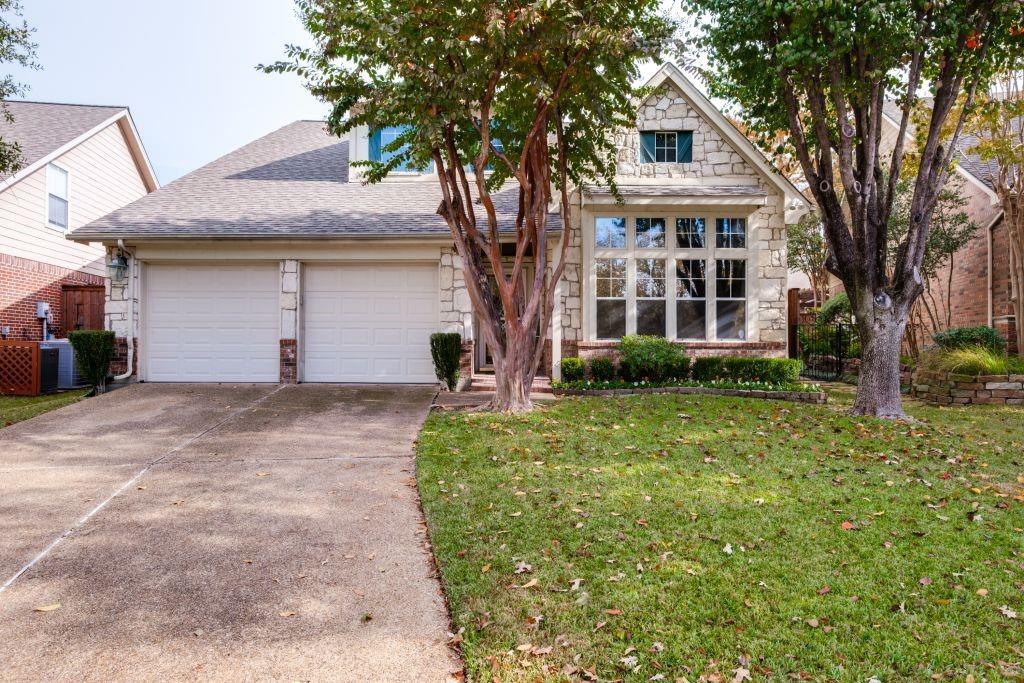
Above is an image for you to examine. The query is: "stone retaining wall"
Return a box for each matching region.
[555,384,826,405]
[912,370,1024,405]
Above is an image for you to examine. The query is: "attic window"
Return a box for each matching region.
[46,164,69,230]
[640,131,693,164]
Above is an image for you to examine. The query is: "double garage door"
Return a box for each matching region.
[145,263,439,383]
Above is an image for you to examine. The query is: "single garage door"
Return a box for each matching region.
[303,263,439,383]
[145,264,279,382]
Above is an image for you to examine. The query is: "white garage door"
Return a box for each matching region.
[145,264,280,382]
[303,263,439,383]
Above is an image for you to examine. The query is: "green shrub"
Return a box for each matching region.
[818,293,853,326]
[932,326,1006,354]
[68,330,116,393]
[618,335,689,382]
[560,357,585,382]
[693,356,800,385]
[692,357,726,381]
[429,332,462,390]
[589,356,616,381]
[725,357,801,384]
[922,346,1009,375]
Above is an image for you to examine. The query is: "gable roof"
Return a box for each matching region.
[69,120,557,241]
[644,63,808,214]
[0,101,159,192]
[879,99,1005,202]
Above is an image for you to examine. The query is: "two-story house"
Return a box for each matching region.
[67,63,806,384]
[0,102,158,341]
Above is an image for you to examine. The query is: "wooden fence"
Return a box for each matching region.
[0,340,41,396]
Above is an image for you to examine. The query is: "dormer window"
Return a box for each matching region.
[639,131,693,164]
[369,125,420,172]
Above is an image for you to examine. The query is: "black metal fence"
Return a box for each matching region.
[791,322,857,381]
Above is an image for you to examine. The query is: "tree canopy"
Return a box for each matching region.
[0,0,38,175]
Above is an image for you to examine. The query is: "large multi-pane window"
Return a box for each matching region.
[716,259,747,339]
[596,257,627,339]
[591,215,750,341]
[676,259,707,339]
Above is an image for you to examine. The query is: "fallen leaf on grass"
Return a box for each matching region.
[33,603,60,612]
[976,588,989,596]
[919,577,933,586]
[841,521,854,530]
[514,578,538,589]
[999,605,1018,619]
[604,608,622,615]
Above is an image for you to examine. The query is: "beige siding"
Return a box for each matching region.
[0,120,148,276]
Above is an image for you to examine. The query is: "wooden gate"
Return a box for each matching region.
[61,285,105,336]
[0,340,41,396]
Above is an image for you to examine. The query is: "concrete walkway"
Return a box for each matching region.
[0,383,461,682]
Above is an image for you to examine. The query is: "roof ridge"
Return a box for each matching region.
[2,99,127,110]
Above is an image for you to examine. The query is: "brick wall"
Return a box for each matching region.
[280,339,297,384]
[110,337,137,376]
[1,253,105,341]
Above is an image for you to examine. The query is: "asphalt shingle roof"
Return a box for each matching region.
[881,99,1019,191]
[0,101,126,180]
[70,120,559,240]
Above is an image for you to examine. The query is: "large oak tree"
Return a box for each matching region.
[684,0,1022,417]
[266,1,673,412]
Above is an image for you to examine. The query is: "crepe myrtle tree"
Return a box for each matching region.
[684,0,1022,418]
[265,1,674,412]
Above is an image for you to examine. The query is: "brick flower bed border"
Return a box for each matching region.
[553,384,827,404]
[913,370,1024,406]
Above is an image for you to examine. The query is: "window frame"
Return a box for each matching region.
[654,132,677,163]
[45,163,70,231]
[587,213,753,342]
[715,258,747,340]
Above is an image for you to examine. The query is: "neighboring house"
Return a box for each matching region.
[0,102,158,341]
[67,63,806,384]
[879,101,1016,351]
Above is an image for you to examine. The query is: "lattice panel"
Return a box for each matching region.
[0,341,40,396]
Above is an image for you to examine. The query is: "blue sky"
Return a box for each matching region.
[9,0,326,184]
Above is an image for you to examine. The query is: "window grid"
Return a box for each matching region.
[654,132,677,163]
[715,217,746,249]
[46,164,69,230]
[591,215,752,342]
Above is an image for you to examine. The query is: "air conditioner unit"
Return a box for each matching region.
[39,339,88,389]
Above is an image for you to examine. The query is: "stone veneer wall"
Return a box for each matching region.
[440,247,474,339]
[553,83,789,361]
[913,369,1024,405]
[106,246,140,375]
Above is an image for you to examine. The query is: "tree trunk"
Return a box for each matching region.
[490,343,535,413]
[852,307,908,419]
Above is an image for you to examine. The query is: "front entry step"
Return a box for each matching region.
[468,373,553,394]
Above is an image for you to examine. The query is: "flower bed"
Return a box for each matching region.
[552,378,827,404]
[912,370,1024,406]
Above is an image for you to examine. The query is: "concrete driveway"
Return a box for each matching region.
[0,383,461,682]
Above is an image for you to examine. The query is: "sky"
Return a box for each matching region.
[7,1,686,186]
[8,0,326,184]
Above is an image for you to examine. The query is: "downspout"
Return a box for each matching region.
[987,219,993,328]
[114,239,135,381]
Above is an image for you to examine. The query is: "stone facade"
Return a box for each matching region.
[440,247,474,338]
[913,369,1024,405]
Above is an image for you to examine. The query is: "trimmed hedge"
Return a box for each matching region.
[618,335,690,382]
[560,357,585,382]
[693,356,801,385]
[68,330,116,393]
[589,356,616,381]
[932,326,1006,354]
[429,332,462,391]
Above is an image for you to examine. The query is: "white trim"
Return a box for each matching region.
[644,64,808,215]
[584,209,755,343]
[0,109,160,195]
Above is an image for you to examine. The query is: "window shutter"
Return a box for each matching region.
[639,132,656,163]
[368,128,382,162]
[677,131,693,163]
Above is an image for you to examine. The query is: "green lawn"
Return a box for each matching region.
[0,390,89,428]
[416,388,1024,682]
